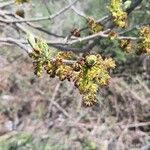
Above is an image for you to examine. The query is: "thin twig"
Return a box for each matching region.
[0,1,14,8]
[0,0,79,23]
[0,37,30,53]
[68,0,87,19]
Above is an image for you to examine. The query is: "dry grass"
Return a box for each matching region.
[0,44,150,150]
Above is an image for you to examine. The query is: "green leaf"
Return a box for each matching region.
[27,33,36,49]
[123,0,132,10]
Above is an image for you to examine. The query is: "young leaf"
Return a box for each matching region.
[27,33,36,49]
[123,0,132,10]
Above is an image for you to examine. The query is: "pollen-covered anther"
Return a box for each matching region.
[104,58,116,69]
[83,94,97,106]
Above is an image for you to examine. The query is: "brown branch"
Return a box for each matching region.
[0,10,66,38]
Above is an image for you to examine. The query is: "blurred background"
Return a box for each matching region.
[0,0,150,149]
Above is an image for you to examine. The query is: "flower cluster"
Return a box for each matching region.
[87,17,103,34]
[29,39,73,80]
[29,40,49,77]
[138,26,150,54]
[72,55,116,106]
[29,38,116,106]
[15,0,30,4]
[108,0,127,28]
[45,52,74,81]
[120,39,132,53]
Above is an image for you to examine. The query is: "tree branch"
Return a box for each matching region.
[0,0,79,23]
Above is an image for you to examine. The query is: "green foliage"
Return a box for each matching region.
[82,139,97,150]
[123,0,132,10]
[99,38,127,62]
[0,132,32,150]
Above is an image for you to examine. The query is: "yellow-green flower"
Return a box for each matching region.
[138,26,150,54]
[108,0,127,28]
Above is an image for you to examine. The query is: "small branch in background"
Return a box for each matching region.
[49,40,97,52]
[0,0,79,23]
[126,121,150,129]
[119,23,149,35]
[0,37,77,65]
[43,0,52,16]
[66,30,139,45]
[68,0,87,19]
[48,82,71,118]
[97,15,111,24]
[0,37,30,53]
[126,0,143,14]
[2,10,66,38]
[0,1,14,8]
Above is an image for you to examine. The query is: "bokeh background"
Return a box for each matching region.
[0,0,150,149]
